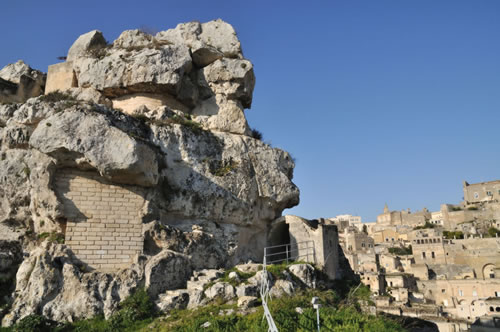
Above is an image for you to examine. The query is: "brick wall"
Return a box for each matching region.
[55,169,145,272]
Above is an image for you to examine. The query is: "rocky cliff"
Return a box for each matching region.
[0,20,299,325]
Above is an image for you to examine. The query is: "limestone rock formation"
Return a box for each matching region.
[0,19,300,326]
[0,60,46,103]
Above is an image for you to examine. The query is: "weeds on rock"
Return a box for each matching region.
[250,128,263,140]
[37,232,65,244]
[39,91,75,103]
[210,157,238,177]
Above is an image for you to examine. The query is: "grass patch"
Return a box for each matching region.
[218,268,255,287]
[37,232,65,244]
[149,114,204,134]
[140,289,402,332]
[39,91,75,103]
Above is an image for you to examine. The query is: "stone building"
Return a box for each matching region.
[418,279,500,321]
[328,214,363,231]
[344,228,374,252]
[376,204,431,227]
[464,180,500,204]
[268,215,340,279]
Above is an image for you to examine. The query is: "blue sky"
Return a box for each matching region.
[2,1,499,221]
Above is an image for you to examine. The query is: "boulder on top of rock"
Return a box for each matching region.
[29,107,159,187]
[67,30,107,62]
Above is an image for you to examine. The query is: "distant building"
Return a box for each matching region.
[328,214,363,232]
[464,180,500,204]
[376,204,430,227]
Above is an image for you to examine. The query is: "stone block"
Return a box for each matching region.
[45,62,77,94]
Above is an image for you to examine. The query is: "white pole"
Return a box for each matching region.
[316,306,320,332]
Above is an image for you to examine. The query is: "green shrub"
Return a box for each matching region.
[218,268,255,287]
[467,206,478,211]
[117,288,154,322]
[388,246,412,256]
[443,231,464,239]
[14,314,58,332]
[488,227,500,237]
[413,221,435,230]
[250,128,263,140]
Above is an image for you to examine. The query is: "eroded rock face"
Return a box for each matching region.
[0,60,46,103]
[2,242,141,325]
[0,20,300,326]
[29,107,159,187]
[53,19,255,135]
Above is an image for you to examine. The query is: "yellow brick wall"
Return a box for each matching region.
[55,169,145,272]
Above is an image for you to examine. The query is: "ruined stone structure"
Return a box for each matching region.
[268,215,341,280]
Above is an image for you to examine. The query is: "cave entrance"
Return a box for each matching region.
[266,220,291,264]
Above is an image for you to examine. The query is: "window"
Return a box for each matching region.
[490,306,494,312]
[474,192,479,199]
[472,290,477,297]
[443,300,448,307]
[422,252,426,259]
[495,291,500,297]
[390,282,393,287]
[361,243,365,247]
[487,191,493,196]
[441,289,446,293]
[431,252,435,258]
[458,290,464,297]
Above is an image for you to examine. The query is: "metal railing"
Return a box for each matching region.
[260,258,278,332]
[260,241,316,332]
[264,240,316,265]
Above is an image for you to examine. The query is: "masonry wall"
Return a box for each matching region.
[55,169,145,272]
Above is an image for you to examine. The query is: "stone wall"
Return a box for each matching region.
[45,62,77,94]
[55,169,145,272]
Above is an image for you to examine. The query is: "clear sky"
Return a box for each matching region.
[2,1,499,222]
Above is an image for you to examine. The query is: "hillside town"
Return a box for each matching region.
[330,179,500,331]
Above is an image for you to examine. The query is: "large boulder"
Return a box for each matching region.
[288,264,316,288]
[73,44,192,98]
[67,30,107,62]
[144,249,192,298]
[29,106,159,187]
